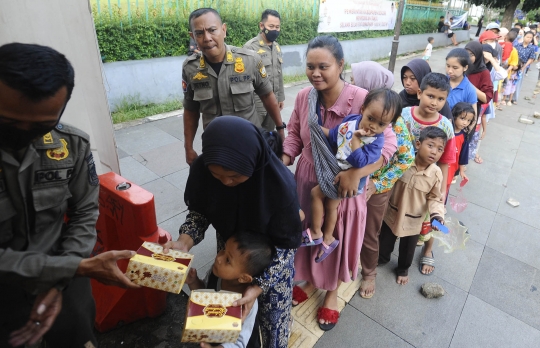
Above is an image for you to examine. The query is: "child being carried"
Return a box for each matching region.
[304,88,402,263]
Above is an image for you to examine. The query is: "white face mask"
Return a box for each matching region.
[489,42,496,49]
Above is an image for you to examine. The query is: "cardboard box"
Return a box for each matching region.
[125,242,193,294]
[181,290,242,343]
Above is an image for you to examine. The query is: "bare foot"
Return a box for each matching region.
[359,279,375,299]
[292,282,314,306]
[319,289,339,325]
[396,275,409,285]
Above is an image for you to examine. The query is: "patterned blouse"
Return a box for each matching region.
[371,116,415,194]
[514,42,536,64]
[179,211,295,294]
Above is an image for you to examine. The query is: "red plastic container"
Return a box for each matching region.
[91,172,172,332]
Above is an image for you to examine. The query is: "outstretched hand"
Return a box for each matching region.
[232,285,262,322]
[9,287,62,347]
[76,250,140,289]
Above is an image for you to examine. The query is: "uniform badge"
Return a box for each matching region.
[256,48,265,54]
[234,57,245,73]
[86,153,99,186]
[279,57,283,63]
[42,132,53,144]
[182,80,188,93]
[259,65,267,78]
[259,40,264,46]
[192,72,208,80]
[276,44,281,52]
[226,51,233,62]
[46,139,69,161]
[199,56,206,69]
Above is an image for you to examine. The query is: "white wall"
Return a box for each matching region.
[0,0,119,174]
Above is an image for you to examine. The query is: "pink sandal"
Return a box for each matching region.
[315,240,339,263]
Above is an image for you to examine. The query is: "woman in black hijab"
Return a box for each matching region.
[164,116,301,348]
[399,58,453,120]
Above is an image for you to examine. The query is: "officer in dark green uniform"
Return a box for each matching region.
[0,43,138,348]
[244,9,285,131]
[182,8,285,165]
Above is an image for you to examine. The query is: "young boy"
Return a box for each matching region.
[378,127,447,285]
[185,232,275,348]
[399,72,456,275]
[423,37,434,62]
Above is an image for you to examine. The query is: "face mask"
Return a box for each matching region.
[263,27,280,42]
[518,35,523,39]
[489,42,496,49]
[0,123,58,151]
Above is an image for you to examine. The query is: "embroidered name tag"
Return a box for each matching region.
[34,168,74,184]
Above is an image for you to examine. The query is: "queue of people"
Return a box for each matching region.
[1,6,533,348]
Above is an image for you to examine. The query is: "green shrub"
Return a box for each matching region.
[93,6,437,62]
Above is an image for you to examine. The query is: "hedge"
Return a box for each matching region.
[94,11,438,62]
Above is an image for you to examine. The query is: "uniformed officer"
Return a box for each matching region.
[0,43,138,348]
[244,9,285,131]
[182,8,285,165]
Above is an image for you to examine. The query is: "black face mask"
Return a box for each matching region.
[0,122,59,151]
[263,27,280,42]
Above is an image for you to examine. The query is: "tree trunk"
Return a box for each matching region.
[502,0,520,28]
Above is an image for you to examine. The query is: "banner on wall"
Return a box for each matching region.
[317,0,398,33]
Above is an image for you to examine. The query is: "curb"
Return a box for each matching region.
[113,109,183,130]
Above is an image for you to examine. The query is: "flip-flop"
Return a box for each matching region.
[300,228,323,247]
[419,251,435,275]
[359,279,375,299]
[317,307,339,331]
[474,156,483,164]
[315,240,339,263]
[292,285,308,307]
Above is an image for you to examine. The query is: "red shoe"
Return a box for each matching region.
[292,285,308,307]
[317,307,339,331]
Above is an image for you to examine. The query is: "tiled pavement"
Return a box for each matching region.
[97,37,540,347]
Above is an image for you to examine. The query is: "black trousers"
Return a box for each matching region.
[378,221,419,277]
[0,277,96,348]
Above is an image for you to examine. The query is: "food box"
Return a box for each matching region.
[181,290,242,343]
[125,242,193,294]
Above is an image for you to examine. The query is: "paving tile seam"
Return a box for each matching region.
[343,302,418,348]
[492,212,540,233]
[466,294,540,334]
[470,245,540,326]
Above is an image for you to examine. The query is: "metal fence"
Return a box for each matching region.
[91,0,466,23]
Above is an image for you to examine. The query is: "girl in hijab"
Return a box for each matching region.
[351,61,415,298]
[465,41,493,164]
[163,116,302,348]
[399,58,453,120]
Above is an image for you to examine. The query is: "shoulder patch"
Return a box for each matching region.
[86,153,99,186]
[182,80,188,93]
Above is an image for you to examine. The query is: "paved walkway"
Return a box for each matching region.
[97,38,540,347]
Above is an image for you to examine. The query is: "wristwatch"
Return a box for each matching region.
[276,122,287,130]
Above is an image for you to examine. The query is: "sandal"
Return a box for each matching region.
[359,279,375,299]
[474,156,483,164]
[524,96,532,100]
[317,307,339,331]
[315,240,340,263]
[419,251,435,275]
[292,285,308,307]
[512,101,518,105]
[300,228,323,247]
[496,105,504,111]
[500,101,506,106]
